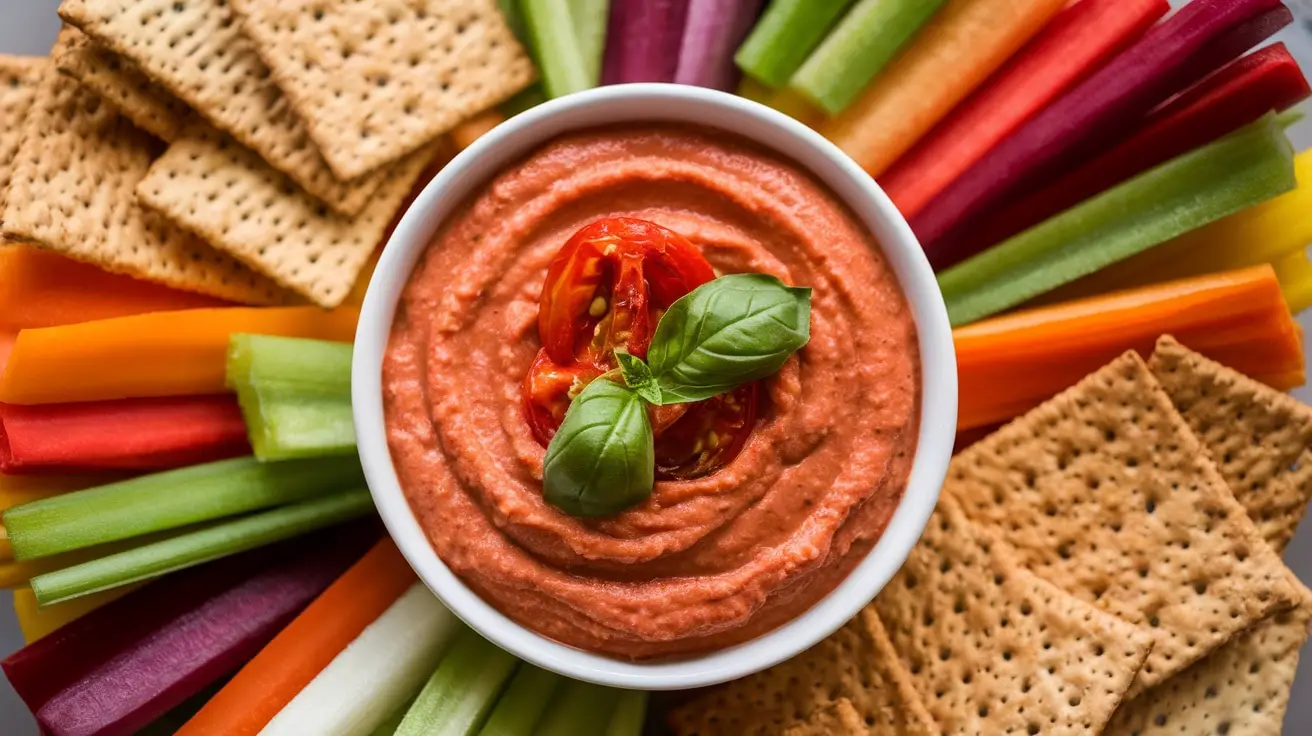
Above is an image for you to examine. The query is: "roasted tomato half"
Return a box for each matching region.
[522,217,759,478]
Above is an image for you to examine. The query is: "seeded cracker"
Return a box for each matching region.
[0,70,282,304]
[58,0,390,216]
[874,496,1150,735]
[138,124,443,307]
[1150,335,1312,552]
[946,352,1300,698]
[668,609,939,736]
[0,55,48,229]
[229,0,533,181]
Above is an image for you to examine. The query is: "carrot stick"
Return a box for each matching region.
[881,0,1167,218]
[820,0,1066,177]
[955,265,1303,430]
[177,538,417,736]
[451,111,505,151]
[0,246,228,331]
[13,584,141,643]
[0,307,358,405]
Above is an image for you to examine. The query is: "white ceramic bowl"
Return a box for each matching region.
[353,83,957,690]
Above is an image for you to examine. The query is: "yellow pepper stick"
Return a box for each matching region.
[737,77,774,105]
[821,0,1066,177]
[13,583,141,643]
[766,89,827,129]
[0,306,358,405]
[1042,150,1312,303]
[1276,248,1312,314]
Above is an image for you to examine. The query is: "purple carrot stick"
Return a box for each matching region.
[602,0,693,84]
[675,0,765,90]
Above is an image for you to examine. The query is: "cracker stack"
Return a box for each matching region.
[0,0,533,306]
[672,337,1312,735]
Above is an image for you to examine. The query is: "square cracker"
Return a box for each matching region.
[1,70,282,304]
[230,0,533,180]
[874,495,1151,735]
[947,352,1301,698]
[51,26,188,143]
[667,608,939,736]
[1150,335,1312,553]
[1,55,48,224]
[137,124,442,307]
[783,699,871,735]
[59,0,388,216]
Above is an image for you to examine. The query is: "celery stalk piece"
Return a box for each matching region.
[227,334,354,461]
[496,0,527,42]
[499,85,547,117]
[29,489,373,605]
[260,583,461,736]
[789,0,946,114]
[522,0,592,98]
[605,689,648,736]
[395,628,518,736]
[535,679,620,735]
[369,696,418,736]
[568,0,610,85]
[476,663,564,735]
[734,0,856,88]
[4,455,363,560]
[938,114,1296,327]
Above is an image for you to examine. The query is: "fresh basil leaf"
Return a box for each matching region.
[542,378,654,518]
[614,350,663,405]
[646,273,811,404]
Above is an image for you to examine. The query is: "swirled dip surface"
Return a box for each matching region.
[383,126,921,658]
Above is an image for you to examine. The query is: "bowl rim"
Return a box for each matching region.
[352,82,957,690]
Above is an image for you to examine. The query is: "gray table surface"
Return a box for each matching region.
[3,1,1312,733]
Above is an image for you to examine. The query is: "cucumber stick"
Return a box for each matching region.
[789,0,946,114]
[4,454,363,559]
[535,679,620,735]
[938,114,1296,327]
[395,628,518,736]
[476,664,563,735]
[735,0,856,87]
[30,489,373,605]
[227,334,354,461]
[605,689,648,736]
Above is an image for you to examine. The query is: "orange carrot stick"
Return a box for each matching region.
[955,265,1303,430]
[0,246,228,330]
[0,307,358,404]
[821,0,1066,177]
[177,538,417,736]
[451,111,505,151]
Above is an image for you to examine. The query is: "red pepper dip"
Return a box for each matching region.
[382,125,921,659]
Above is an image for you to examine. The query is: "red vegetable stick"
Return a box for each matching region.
[601,0,691,83]
[1,526,376,736]
[913,0,1293,269]
[0,247,227,331]
[177,539,417,736]
[881,0,1168,218]
[962,43,1311,254]
[0,396,251,474]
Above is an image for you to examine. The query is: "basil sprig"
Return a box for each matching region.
[541,274,811,518]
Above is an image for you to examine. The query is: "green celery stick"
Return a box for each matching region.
[395,628,519,736]
[788,0,946,114]
[568,0,609,86]
[30,489,373,605]
[4,455,363,560]
[535,679,619,736]
[604,689,648,736]
[734,0,856,88]
[1278,109,1305,129]
[499,85,547,117]
[496,0,528,42]
[522,0,592,98]
[938,114,1296,327]
[476,664,563,735]
[227,334,354,460]
[370,696,419,736]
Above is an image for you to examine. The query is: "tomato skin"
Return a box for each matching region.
[522,351,600,443]
[654,383,759,479]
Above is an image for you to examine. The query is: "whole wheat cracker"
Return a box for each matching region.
[874,495,1151,735]
[782,698,869,736]
[229,0,533,180]
[0,55,48,230]
[1,69,282,304]
[946,352,1301,699]
[137,124,442,307]
[58,0,390,216]
[668,608,938,736]
[1149,335,1312,553]
[51,26,188,143]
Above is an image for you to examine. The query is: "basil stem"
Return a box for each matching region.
[646,274,812,404]
[542,378,654,517]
